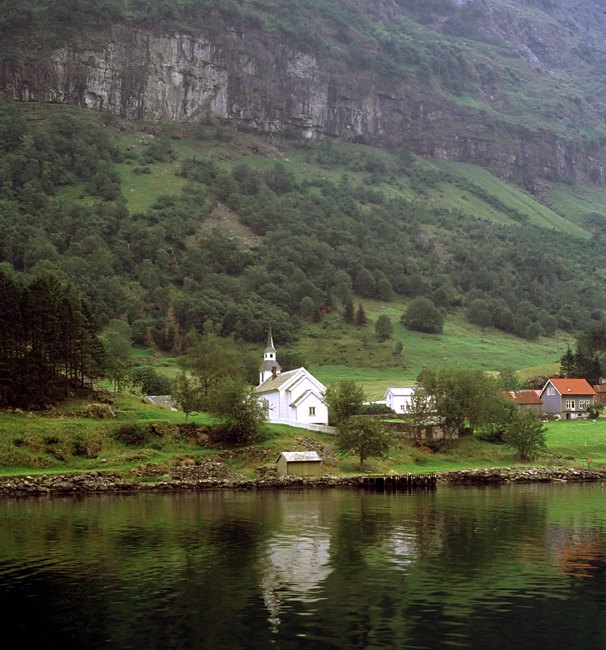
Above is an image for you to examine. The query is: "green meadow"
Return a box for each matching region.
[1,393,604,477]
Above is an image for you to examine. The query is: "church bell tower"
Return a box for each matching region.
[259,328,282,385]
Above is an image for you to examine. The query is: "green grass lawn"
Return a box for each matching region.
[545,418,606,466]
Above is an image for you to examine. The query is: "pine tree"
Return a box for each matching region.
[343,297,355,324]
[559,346,576,378]
[355,304,367,326]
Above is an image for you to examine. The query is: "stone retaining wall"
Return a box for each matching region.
[0,467,604,497]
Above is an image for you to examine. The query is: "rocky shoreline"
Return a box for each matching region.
[0,466,605,497]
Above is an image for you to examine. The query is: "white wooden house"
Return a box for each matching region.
[384,387,415,414]
[254,332,328,426]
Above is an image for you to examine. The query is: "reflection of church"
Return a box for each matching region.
[259,498,332,633]
[253,330,329,426]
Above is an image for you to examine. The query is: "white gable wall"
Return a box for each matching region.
[292,390,329,424]
[256,368,328,425]
[385,388,415,413]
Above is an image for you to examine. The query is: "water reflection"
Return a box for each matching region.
[1,486,606,648]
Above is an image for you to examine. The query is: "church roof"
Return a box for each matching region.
[259,358,283,372]
[254,368,301,394]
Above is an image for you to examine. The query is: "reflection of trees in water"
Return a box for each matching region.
[412,489,549,575]
[4,489,606,649]
[0,493,280,650]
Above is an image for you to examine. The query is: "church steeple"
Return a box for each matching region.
[259,327,282,384]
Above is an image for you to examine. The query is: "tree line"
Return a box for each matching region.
[0,268,104,408]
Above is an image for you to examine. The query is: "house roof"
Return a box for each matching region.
[543,378,596,396]
[501,390,543,405]
[594,385,606,394]
[290,389,319,408]
[385,387,415,397]
[276,451,322,463]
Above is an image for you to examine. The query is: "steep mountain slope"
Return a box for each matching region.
[0,100,603,355]
[2,1,606,187]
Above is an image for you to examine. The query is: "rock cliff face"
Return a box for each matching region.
[2,0,606,186]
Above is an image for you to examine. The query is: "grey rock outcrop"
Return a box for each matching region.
[2,1,606,185]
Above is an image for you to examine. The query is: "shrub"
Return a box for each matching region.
[402,298,444,334]
[130,366,173,395]
[503,412,547,460]
[113,423,150,446]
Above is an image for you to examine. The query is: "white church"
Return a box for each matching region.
[253,331,329,426]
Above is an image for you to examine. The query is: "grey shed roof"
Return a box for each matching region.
[276,451,322,463]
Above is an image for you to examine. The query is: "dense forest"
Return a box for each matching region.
[0,268,104,408]
[0,97,603,356]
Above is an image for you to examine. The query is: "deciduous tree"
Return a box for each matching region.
[402,298,444,334]
[503,412,547,460]
[206,377,267,444]
[335,416,390,469]
[375,314,393,341]
[324,380,366,426]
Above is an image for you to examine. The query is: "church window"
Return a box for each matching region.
[309,406,316,416]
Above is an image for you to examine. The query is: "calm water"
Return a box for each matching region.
[1,485,606,649]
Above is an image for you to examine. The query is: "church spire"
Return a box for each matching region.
[265,326,276,355]
[259,327,282,385]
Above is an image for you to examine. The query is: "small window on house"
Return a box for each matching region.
[309,406,316,416]
[565,399,575,410]
[579,400,590,410]
[547,387,555,396]
[400,404,406,411]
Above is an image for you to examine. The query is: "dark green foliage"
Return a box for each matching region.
[503,412,547,460]
[182,326,245,400]
[560,322,606,384]
[0,97,603,358]
[343,297,355,324]
[466,298,491,330]
[335,416,390,469]
[324,380,365,426]
[129,366,172,395]
[402,298,444,334]
[173,371,203,422]
[355,304,367,326]
[0,268,103,408]
[375,314,393,341]
[418,368,506,437]
[205,377,267,445]
[113,423,151,447]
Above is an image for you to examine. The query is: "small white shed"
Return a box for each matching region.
[275,451,322,478]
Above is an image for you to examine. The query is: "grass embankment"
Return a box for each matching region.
[1,394,605,479]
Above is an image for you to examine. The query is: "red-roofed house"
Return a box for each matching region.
[594,384,606,404]
[540,378,596,419]
[501,390,543,416]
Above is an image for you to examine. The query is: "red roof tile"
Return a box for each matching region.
[501,390,543,405]
[545,378,596,396]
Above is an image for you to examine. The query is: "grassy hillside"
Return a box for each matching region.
[0,101,603,382]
